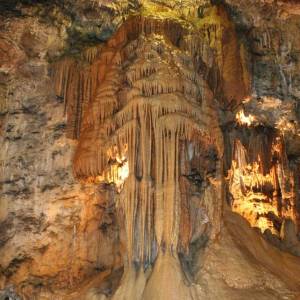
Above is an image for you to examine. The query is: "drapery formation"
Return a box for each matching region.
[50,10,253,299]
[51,16,225,270]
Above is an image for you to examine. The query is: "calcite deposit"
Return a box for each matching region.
[1,1,300,299]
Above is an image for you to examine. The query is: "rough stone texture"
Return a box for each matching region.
[0,12,120,297]
[1,0,300,299]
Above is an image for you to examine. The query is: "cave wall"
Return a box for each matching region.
[0,10,120,298]
[1,1,300,299]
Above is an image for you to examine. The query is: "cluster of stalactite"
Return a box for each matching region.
[51,15,225,298]
[226,124,298,235]
[50,11,252,298]
[51,8,249,139]
[71,28,222,267]
[50,16,190,139]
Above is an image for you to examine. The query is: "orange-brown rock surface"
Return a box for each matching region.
[1,1,300,299]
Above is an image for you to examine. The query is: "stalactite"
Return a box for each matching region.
[81,45,102,63]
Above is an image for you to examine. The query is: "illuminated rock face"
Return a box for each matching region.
[228,128,295,234]
[225,98,300,256]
